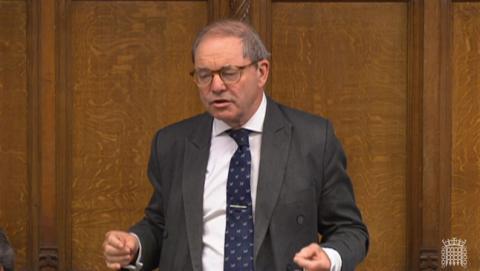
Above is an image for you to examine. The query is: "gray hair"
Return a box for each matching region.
[0,229,14,271]
[191,19,271,63]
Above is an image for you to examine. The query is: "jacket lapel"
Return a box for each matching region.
[182,114,212,271]
[254,99,292,259]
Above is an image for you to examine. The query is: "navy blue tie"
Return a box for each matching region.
[224,129,254,271]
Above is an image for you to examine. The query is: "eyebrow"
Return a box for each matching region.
[195,64,238,71]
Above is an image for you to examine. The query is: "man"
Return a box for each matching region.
[0,229,15,271]
[103,19,368,271]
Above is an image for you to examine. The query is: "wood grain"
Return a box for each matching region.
[406,1,423,269]
[70,1,207,270]
[452,2,480,270]
[271,2,407,270]
[0,1,29,270]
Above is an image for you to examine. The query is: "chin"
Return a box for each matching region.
[210,109,230,120]
[213,114,239,126]
[215,114,233,123]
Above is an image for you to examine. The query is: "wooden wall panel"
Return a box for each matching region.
[271,3,407,270]
[452,2,480,270]
[69,1,207,270]
[0,1,29,270]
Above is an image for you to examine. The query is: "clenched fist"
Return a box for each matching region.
[103,231,139,270]
[294,243,331,271]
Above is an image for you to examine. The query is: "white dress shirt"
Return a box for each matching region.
[130,93,342,271]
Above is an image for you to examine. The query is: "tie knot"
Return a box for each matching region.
[228,128,250,147]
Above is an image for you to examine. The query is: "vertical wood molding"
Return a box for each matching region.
[230,0,251,21]
[419,0,453,269]
[408,0,453,270]
[209,0,253,22]
[27,0,41,269]
[437,0,452,254]
[250,0,271,94]
[55,0,72,270]
[208,0,230,22]
[26,1,64,268]
[38,0,60,270]
[407,0,424,270]
[250,0,271,54]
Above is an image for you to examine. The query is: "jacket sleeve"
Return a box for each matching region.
[129,132,165,271]
[317,120,369,271]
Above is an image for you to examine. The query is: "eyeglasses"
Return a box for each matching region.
[190,61,258,87]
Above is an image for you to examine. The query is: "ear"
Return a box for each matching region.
[256,59,270,88]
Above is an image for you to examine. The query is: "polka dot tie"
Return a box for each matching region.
[224,129,254,271]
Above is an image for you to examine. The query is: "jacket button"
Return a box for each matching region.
[296,215,304,225]
[163,230,168,239]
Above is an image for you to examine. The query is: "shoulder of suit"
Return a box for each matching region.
[270,99,330,129]
[153,112,211,139]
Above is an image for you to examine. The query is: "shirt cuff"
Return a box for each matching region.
[322,247,342,271]
[123,233,143,271]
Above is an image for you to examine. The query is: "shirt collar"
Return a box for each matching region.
[212,92,266,136]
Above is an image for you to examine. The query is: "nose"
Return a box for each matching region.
[210,73,226,93]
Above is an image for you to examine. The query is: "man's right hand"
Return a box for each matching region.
[103,230,139,270]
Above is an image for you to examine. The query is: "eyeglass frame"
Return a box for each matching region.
[189,60,260,87]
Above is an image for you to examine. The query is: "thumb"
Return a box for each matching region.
[124,234,139,255]
[295,243,318,259]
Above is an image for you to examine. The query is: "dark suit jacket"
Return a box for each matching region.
[130,97,369,271]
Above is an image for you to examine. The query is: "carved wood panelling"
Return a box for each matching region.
[0,1,29,270]
[271,2,407,270]
[452,2,480,271]
[39,247,59,270]
[419,249,439,271]
[69,1,207,270]
[230,0,251,21]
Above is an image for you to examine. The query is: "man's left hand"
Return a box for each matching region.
[293,243,331,271]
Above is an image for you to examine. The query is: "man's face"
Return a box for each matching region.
[194,36,269,128]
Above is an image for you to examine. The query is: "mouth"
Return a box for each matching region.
[210,99,231,108]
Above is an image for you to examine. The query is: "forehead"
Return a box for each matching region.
[194,36,246,67]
